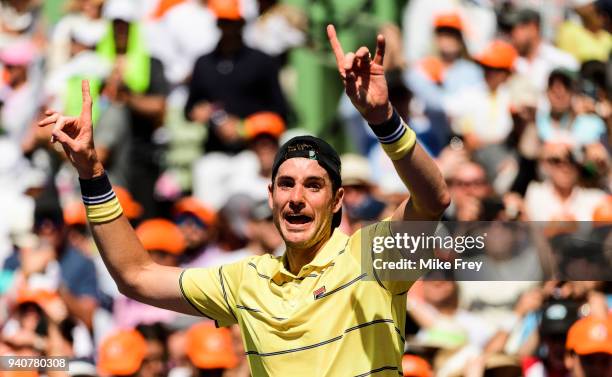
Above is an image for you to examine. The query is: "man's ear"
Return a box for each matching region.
[333,187,344,214]
[268,183,274,210]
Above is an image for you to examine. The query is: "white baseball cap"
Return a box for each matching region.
[103,0,139,22]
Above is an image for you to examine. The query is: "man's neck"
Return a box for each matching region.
[285,232,332,275]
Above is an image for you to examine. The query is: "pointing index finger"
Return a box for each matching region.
[373,34,386,66]
[81,80,92,120]
[327,24,346,76]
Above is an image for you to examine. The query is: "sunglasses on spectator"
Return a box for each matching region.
[543,156,572,166]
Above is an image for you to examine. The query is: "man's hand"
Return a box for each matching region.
[327,24,393,125]
[37,80,104,179]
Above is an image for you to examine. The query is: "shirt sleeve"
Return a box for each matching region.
[350,221,421,296]
[179,262,244,327]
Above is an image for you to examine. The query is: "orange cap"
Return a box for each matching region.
[244,112,285,140]
[151,0,185,19]
[208,0,242,20]
[98,330,147,376]
[417,57,445,84]
[174,197,216,226]
[136,218,186,255]
[15,289,59,307]
[63,201,87,226]
[114,186,143,220]
[402,354,433,377]
[476,40,517,70]
[434,12,463,31]
[566,316,612,355]
[593,196,612,223]
[186,322,238,370]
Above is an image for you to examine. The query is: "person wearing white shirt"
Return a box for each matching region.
[509,8,579,92]
[525,141,606,221]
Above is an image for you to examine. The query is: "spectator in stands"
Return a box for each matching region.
[401,354,432,377]
[537,69,607,146]
[135,323,169,377]
[45,21,110,131]
[185,0,287,154]
[193,112,285,209]
[246,200,283,256]
[150,0,220,85]
[47,0,106,73]
[525,140,606,221]
[404,12,482,155]
[3,207,99,332]
[557,0,612,63]
[445,161,492,221]
[406,12,483,108]
[97,0,169,218]
[113,219,185,328]
[98,329,148,377]
[409,279,496,350]
[444,40,517,151]
[172,197,217,267]
[184,322,238,377]
[0,40,40,145]
[565,315,612,377]
[0,0,43,43]
[339,153,386,234]
[509,8,579,92]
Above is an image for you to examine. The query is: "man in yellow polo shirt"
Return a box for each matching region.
[39,24,450,376]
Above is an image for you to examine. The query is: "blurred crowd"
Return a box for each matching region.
[1,0,612,376]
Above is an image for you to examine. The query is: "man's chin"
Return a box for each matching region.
[281,228,316,249]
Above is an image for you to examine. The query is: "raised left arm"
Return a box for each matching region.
[327,25,449,220]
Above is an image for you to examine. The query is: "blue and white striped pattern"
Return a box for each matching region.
[377,120,406,145]
[82,189,116,205]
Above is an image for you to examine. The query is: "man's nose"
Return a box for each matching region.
[289,185,305,210]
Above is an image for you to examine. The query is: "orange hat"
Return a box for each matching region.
[114,186,143,220]
[417,57,445,84]
[174,197,216,226]
[98,330,147,376]
[151,0,185,19]
[593,196,612,223]
[136,218,186,255]
[402,354,433,377]
[63,201,87,226]
[476,40,517,70]
[566,316,612,355]
[434,12,463,31]
[186,322,238,370]
[208,0,242,20]
[244,112,285,140]
[15,289,59,308]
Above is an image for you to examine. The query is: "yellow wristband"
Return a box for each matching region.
[381,121,417,160]
[85,196,123,223]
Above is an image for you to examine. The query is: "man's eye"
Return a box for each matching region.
[307,183,321,190]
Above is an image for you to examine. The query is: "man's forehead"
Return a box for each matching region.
[275,158,330,180]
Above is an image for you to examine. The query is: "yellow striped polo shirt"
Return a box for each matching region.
[180,221,413,377]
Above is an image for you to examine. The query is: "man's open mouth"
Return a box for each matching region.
[283,213,313,225]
